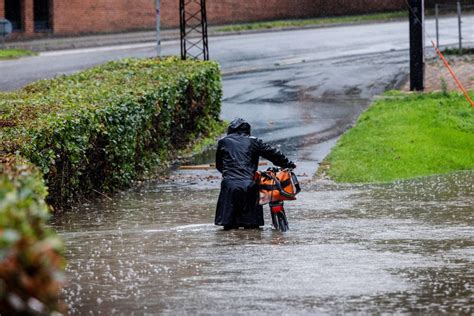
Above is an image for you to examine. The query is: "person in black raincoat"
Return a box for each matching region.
[215,118,296,230]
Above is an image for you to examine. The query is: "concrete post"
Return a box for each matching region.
[409,0,424,91]
[156,0,161,57]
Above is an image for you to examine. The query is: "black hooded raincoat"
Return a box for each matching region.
[215,119,295,228]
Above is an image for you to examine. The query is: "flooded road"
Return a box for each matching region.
[51,171,473,314]
[47,24,474,314]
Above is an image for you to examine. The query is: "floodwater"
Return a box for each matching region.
[51,171,473,314]
[50,42,473,314]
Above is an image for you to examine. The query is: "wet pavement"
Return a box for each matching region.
[220,50,408,177]
[0,16,472,91]
[49,46,474,314]
[4,17,468,315]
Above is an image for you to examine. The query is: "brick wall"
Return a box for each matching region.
[155,0,474,29]
[3,0,474,38]
[242,0,397,24]
[24,0,34,34]
[53,0,156,34]
[161,0,408,28]
[0,1,4,19]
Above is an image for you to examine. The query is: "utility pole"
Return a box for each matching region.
[156,0,161,56]
[179,0,209,60]
[409,0,424,91]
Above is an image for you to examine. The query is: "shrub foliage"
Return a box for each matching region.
[1,57,222,207]
[0,156,65,314]
[0,57,222,313]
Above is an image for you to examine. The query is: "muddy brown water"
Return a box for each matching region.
[49,44,473,314]
[50,170,473,315]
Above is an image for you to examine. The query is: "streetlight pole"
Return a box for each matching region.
[156,0,161,57]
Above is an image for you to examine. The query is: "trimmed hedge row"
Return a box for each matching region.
[1,57,222,207]
[0,57,222,313]
[0,156,65,314]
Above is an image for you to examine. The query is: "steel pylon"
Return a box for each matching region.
[179,0,209,60]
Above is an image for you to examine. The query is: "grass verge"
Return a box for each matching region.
[216,11,406,32]
[441,47,474,56]
[319,91,474,183]
[179,119,227,159]
[0,49,37,60]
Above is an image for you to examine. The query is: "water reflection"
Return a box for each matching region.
[50,171,473,314]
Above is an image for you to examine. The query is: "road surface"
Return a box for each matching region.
[3,17,473,314]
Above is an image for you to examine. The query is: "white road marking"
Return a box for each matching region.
[40,40,178,57]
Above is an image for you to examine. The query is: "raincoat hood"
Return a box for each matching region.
[227,118,251,135]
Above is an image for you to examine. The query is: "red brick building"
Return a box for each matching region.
[0,0,468,39]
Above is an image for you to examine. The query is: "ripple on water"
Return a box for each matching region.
[52,171,473,314]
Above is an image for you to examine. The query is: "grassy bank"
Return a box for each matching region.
[0,49,36,60]
[216,11,406,33]
[320,91,474,183]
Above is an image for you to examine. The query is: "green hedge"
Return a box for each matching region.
[0,57,222,312]
[1,57,222,207]
[0,156,65,314]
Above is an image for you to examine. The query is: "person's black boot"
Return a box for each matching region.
[243,225,260,229]
[223,225,237,231]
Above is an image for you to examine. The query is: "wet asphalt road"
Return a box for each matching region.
[0,16,472,91]
[3,17,473,314]
[1,16,472,171]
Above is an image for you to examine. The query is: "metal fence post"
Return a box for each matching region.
[435,4,439,47]
[156,0,161,57]
[457,1,462,53]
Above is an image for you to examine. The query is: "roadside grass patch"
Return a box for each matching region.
[216,11,406,32]
[0,49,37,59]
[441,47,474,56]
[179,119,227,159]
[321,91,474,183]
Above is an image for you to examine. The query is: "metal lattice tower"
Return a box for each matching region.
[179,0,209,60]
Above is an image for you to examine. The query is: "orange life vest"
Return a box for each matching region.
[256,168,301,205]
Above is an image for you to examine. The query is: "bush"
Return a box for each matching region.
[0,57,222,207]
[0,156,65,314]
[0,57,222,313]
